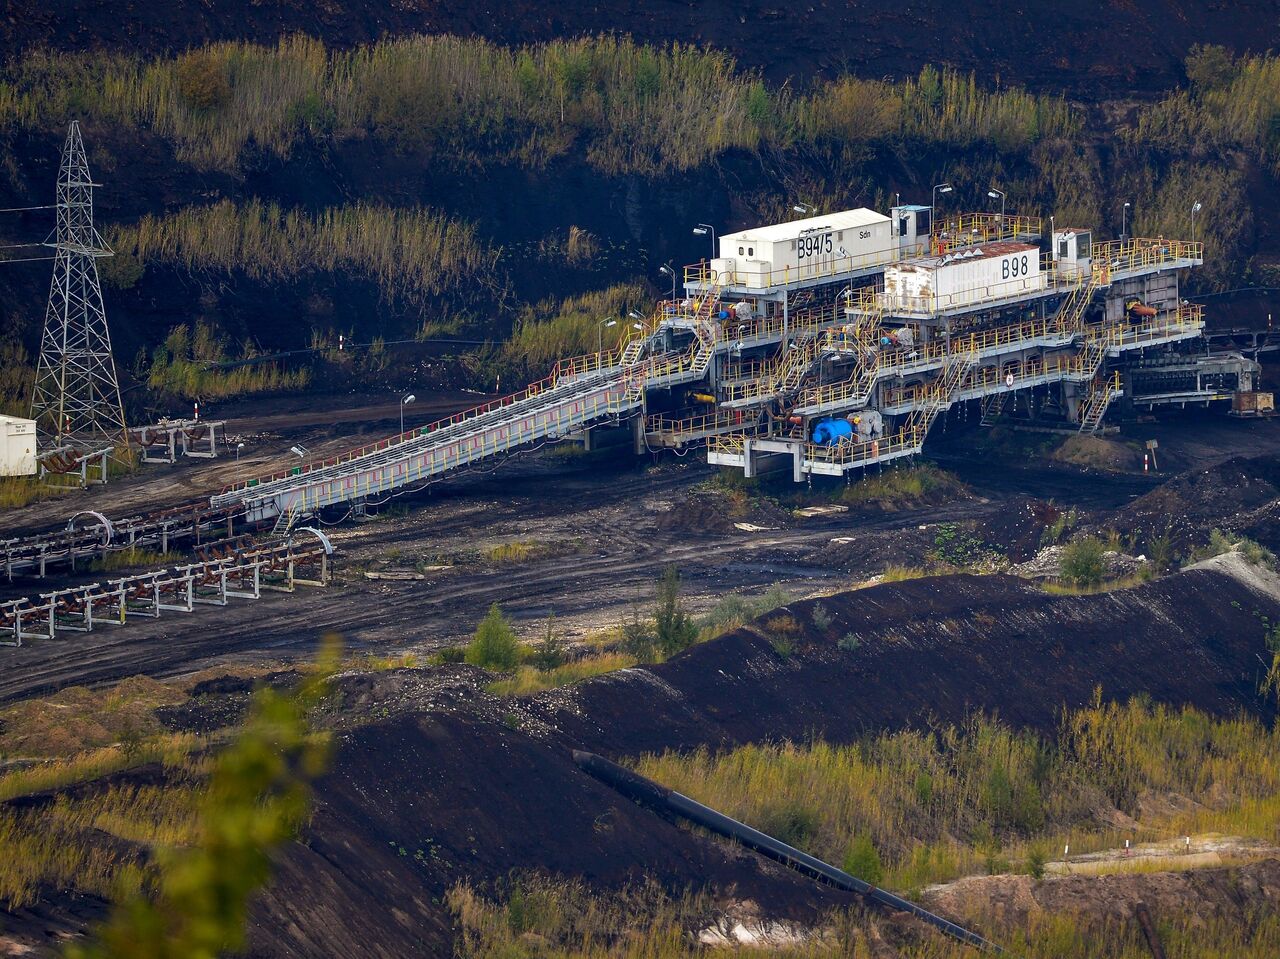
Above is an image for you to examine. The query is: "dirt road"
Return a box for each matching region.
[5,401,1280,703]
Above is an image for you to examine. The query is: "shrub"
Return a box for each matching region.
[757,801,818,850]
[810,603,832,632]
[1146,526,1176,572]
[175,51,231,111]
[765,614,801,657]
[465,603,520,671]
[433,647,466,665]
[838,632,861,652]
[654,565,697,658]
[842,835,884,884]
[1040,507,1079,546]
[620,608,658,663]
[1189,528,1276,569]
[1059,536,1104,587]
[529,617,565,672]
[1026,845,1048,880]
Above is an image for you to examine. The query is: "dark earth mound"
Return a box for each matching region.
[1110,453,1280,551]
[5,556,1279,956]
[545,558,1280,755]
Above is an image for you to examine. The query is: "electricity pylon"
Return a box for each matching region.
[29,121,127,448]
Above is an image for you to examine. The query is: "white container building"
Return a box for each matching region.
[710,208,893,290]
[883,241,1044,314]
[0,414,37,476]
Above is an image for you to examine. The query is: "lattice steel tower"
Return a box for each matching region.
[30,121,127,447]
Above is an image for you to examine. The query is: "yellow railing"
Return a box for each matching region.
[708,433,748,458]
[933,213,1043,247]
[804,425,927,467]
[1090,237,1203,274]
[647,409,759,438]
[1079,370,1123,430]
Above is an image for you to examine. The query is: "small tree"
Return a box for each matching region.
[175,51,231,111]
[842,835,884,885]
[530,615,565,672]
[621,607,658,663]
[1026,846,1048,880]
[1060,536,1105,587]
[466,603,520,671]
[654,565,697,658]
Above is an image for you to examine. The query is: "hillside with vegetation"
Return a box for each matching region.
[1,37,1277,413]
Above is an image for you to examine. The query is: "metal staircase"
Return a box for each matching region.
[270,504,299,537]
[1079,371,1123,433]
[905,348,977,439]
[980,391,1007,426]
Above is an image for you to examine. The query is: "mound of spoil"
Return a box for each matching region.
[1050,435,1143,472]
[537,552,1280,755]
[8,556,1280,958]
[922,858,1280,930]
[1007,545,1146,580]
[653,487,791,534]
[976,498,1075,561]
[1110,453,1280,550]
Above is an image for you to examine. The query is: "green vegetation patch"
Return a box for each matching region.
[633,695,1280,891]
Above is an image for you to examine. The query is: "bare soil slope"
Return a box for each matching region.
[545,554,1280,756]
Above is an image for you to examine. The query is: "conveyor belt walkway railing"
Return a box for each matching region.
[212,319,723,519]
[0,532,331,647]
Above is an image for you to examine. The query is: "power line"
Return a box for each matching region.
[0,241,45,249]
[0,204,56,213]
[0,254,58,265]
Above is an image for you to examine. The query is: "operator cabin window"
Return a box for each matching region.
[748,247,754,256]
[739,246,744,255]
[1059,238,1069,258]
[1076,232,1092,258]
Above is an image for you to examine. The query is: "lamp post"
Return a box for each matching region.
[597,318,617,354]
[693,223,716,260]
[235,441,245,462]
[658,263,676,305]
[1122,201,1131,242]
[400,393,415,435]
[931,182,952,233]
[793,202,814,216]
[987,188,1006,226]
[1191,200,1202,247]
[289,445,308,459]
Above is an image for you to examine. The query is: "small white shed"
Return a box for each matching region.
[0,415,38,476]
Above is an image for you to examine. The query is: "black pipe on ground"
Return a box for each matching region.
[572,749,1010,956]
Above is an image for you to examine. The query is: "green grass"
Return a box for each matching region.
[696,583,794,642]
[448,871,1280,959]
[113,198,497,306]
[840,463,964,508]
[91,547,175,572]
[144,320,311,400]
[0,476,76,509]
[632,695,1280,892]
[486,651,638,696]
[483,541,541,564]
[0,38,1076,175]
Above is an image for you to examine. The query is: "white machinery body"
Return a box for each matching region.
[713,208,893,289]
[884,241,1044,313]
